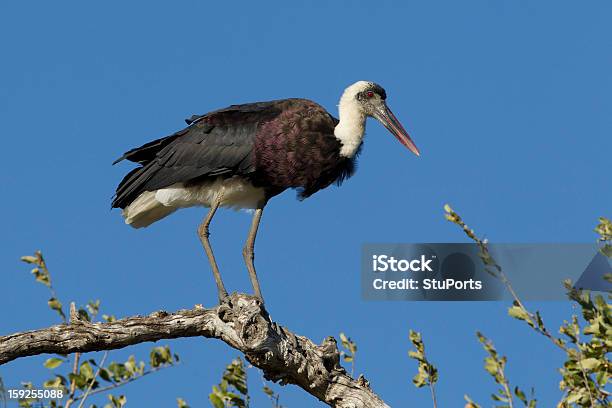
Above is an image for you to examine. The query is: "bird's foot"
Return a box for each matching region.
[254,294,264,305]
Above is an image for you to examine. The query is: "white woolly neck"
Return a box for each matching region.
[334,82,369,158]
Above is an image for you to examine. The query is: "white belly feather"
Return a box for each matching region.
[123,176,266,228]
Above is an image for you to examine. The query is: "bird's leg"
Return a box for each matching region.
[197,197,228,303]
[243,206,264,301]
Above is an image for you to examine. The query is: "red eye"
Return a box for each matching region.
[366,91,374,98]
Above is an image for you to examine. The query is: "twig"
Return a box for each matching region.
[444,205,569,352]
[64,353,81,408]
[76,351,109,408]
[73,365,163,402]
[446,205,608,406]
[428,380,437,408]
[499,372,514,408]
[573,324,596,408]
[65,303,82,408]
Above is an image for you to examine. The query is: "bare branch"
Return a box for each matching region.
[0,294,389,408]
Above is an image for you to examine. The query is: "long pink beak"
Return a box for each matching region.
[375,103,420,157]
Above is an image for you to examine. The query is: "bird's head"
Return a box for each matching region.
[340,81,420,156]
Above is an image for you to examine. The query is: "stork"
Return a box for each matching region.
[112,81,420,303]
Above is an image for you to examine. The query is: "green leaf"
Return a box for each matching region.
[601,245,612,258]
[408,350,423,361]
[176,398,190,408]
[210,358,249,407]
[43,357,64,369]
[430,367,439,384]
[565,390,584,404]
[31,268,51,287]
[491,393,504,401]
[579,357,600,371]
[77,308,91,322]
[514,386,527,404]
[150,346,173,368]
[408,330,422,345]
[86,300,100,317]
[43,375,66,389]
[124,356,137,374]
[209,393,224,408]
[80,361,94,381]
[412,370,427,387]
[21,255,39,264]
[99,368,112,383]
[484,357,498,376]
[107,362,129,381]
[464,395,481,408]
[47,297,66,321]
[508,305,530,322]
[68,373,87,390]
[107,394,126,408]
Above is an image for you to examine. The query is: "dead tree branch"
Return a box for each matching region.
[0,294,389,408]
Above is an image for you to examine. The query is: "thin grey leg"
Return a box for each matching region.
[243,207,264,301]
[197,197,228,302]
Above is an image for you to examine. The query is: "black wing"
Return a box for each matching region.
[112,101,284,209]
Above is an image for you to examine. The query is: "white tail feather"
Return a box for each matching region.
[123,191,176,229]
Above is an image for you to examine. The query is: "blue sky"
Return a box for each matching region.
[0,1,610,407]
